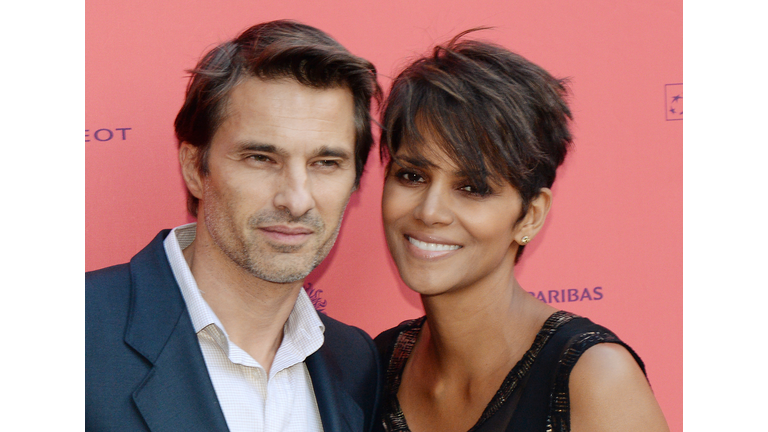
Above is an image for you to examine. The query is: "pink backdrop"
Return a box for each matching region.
[86,1,682,429]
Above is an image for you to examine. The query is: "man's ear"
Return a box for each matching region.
[179,142,203,200]
[515,188,552,245]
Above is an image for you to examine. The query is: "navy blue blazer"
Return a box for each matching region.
[86,230,382,432]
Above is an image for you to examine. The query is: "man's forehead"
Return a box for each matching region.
[210,76,356,151]
[228,76,353,110]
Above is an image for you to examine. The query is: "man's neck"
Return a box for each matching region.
[182,235,304,375]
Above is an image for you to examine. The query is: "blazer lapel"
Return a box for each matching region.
[124,231,229,432]
[306,345,364,432]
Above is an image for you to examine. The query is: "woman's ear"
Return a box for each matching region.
[179,142,204,200]
[515,188,552,245]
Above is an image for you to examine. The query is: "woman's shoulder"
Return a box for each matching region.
[547,313,646,374]
[567,342,669,431]
[544,313,649,394]
[373,316,425,357]
[557,317,669,432]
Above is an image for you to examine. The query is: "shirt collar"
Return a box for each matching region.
[163,223,325,373]
[163,223,223,335]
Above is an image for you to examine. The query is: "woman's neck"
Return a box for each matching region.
[417,273,556,377]
[396,268,557,432]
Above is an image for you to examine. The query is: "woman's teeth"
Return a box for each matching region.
[408,236,461,251]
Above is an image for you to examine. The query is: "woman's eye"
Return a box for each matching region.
[399,172,425,183]
[459,184,492,196]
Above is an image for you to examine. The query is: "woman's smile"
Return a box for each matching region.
[407,235,461,252]
[402,233,463,260]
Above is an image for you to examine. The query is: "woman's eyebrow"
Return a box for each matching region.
[396,155,437,169]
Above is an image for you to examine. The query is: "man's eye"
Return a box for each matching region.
[248,154,273,162]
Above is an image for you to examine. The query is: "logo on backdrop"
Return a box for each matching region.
[665,83,683,121]
[85,127,132,142]
[304,282,328,313]
[528,287,604,304]
[302,283,600,309]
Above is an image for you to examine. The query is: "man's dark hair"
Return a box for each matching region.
[380,29,573,262]
[175,20,381,217]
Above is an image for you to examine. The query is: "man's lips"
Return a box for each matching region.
[259,225,314,244]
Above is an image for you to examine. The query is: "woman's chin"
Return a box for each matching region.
[400,274,456,297]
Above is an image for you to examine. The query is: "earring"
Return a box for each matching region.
[521,236,530,245]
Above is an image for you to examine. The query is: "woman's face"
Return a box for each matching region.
[382,141,527,297]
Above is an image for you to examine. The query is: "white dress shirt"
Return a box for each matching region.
[164,223,325,432]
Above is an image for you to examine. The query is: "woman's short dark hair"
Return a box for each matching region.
[380,29,573,262]
[175,20,381,217]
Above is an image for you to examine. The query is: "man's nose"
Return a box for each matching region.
[273,166,315,217]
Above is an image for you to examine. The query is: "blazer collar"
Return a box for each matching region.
[124,230,184,363]
[306,341,365,432]
[124,230,230,432]
[121,230,364,432]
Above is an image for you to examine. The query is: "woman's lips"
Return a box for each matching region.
[404,234,462,259]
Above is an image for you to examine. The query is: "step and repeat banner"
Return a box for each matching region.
[86,0,681,429]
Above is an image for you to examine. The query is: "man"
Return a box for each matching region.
[86,20,382,432]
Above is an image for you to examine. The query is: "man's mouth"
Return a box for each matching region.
[261,225,314,235]
[259,225,314,245]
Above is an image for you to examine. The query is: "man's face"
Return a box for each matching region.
[183,76,357,283]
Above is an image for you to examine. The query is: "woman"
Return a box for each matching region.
[375,30,669,432]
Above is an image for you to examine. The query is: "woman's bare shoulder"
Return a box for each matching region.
[568,343,670,432]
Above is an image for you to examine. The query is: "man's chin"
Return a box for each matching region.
[254,270,311,284]
[244,256,319,284]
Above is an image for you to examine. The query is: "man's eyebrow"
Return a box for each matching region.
[235,142,352,160]
[235,142,288,157]
[312,146,353,160]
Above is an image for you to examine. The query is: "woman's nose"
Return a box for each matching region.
[413,185,454,226]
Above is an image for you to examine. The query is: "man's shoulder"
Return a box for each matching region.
[86,262,131,287]
[86,262,133,313]
[317,312,374,346]
[313,312,380,370]
[85,230,174,315]
[85,230,172,288]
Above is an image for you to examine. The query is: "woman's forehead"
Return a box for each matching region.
[393,117,508,184]
[393,143,509,188]
[393,140,459,170]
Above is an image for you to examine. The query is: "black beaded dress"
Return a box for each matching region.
[374,311,645,432]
